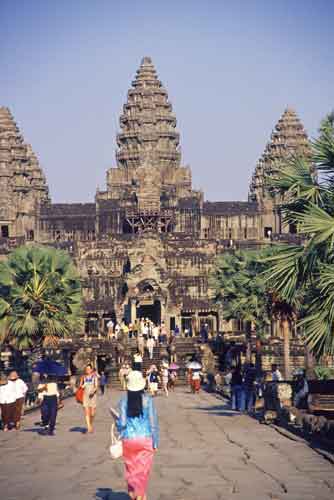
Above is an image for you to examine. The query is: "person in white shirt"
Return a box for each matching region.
[38,375,60,435]
[107,320,114,339]
[152,324,160,342]
[133,351,143,371]
[0,375,17,431]
[146,336,155,360]
[271,364,283,382]
[8,371,28,430]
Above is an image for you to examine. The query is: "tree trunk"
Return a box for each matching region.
[255,337,262,377]
[245,321,252,363]
[305,345,316,379]
[282,319,291,380]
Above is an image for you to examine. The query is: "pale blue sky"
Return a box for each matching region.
[1,0,333,203]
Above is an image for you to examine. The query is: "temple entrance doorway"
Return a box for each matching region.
[137,299,161,324]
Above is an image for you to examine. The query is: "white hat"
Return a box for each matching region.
[127,370,146,391]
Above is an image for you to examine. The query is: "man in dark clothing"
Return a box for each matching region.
[231,366,244,411]
[200,324,208,344]
[100,372,107,396]
[243,363,256,414]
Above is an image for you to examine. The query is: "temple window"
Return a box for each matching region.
[264,226,272,238]
[1,225,9,238]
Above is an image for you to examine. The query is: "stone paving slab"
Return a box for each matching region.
[0,388,333,500]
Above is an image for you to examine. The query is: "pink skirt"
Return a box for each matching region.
[123,437,154,496]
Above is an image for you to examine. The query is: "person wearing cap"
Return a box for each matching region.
[116,370,159,500]
[7,371,28,430]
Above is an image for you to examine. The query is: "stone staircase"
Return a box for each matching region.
[108,337,201,389]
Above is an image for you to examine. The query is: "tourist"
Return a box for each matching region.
[0,374,16,431]
[262,372,281,421]
[191,369,201,394]
[143,321,149,341]
[231,366,244,411]
[146,335,155,360]
[148,366,160,396]
[119,363,131,391]
[174,324,180,337]
[152,323,160,343]
[214,371,223,393]
[38,375,59,435]
[8,371,28,430]
[168,370,177,392]
[168,336,177,363]
[115,370,159,500]
[161,362,169,397]
[225,341,236,369]
[200,324,208,344]
[187,368,193,392]
[293,370,309,408]
[271,364,283,382]
[80,364,98,433]
[107,319,114,339]
[160,322,168,344]
[115,322,121,339]
[37,374,48,426]
[243,363,257,414]
[137,334,145,358]
[133,350,143,372]
[100,371,108,396]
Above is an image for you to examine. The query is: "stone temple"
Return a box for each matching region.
[0,57,311,338]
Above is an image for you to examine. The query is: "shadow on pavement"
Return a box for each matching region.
[191,404,241,416]
[69,426,87,433]
[23,427,44,433]
[95,487,129,499]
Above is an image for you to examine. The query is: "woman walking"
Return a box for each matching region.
[116,370,159,500]
[161,362,169,397]
[80,364,98,433]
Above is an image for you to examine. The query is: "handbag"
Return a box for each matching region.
[75,386,84,404]
[109,423,123,460]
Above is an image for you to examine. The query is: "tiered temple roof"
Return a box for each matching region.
[0,107,49,227]
[249,108,311,203]
[104,57,198,218]
[115,56,181,171]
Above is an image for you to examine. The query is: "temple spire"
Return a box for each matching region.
[0,106,49,238]
[249,108,311,202]
[115,56,181,171]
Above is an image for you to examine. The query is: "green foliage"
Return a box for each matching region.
[210,250,270,335]
[314,365,334,381]
[263,110,334,357]
[0,246,84,350]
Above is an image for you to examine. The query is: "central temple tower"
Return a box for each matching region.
[96,57,202,234]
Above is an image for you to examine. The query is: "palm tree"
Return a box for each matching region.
[210,250,270,364]
[269,293,297,380]
[0,245,84,350]
[263,111,334,359]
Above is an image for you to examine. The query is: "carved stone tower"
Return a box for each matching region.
[249,108,311,235]
[97,57,201,234]
[249,108,311,204]
[0,107,49,239]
